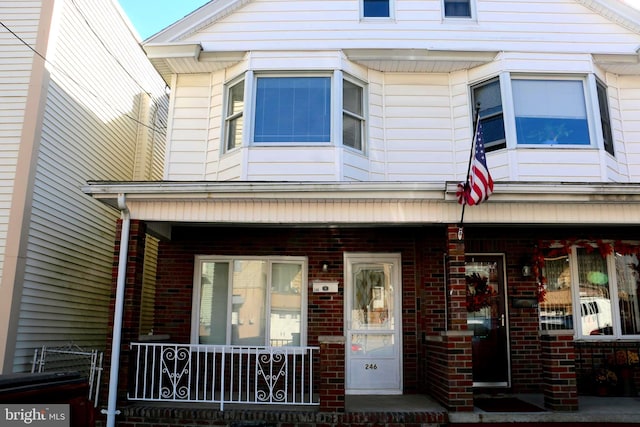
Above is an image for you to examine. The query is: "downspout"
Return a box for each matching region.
[102,193,130,427]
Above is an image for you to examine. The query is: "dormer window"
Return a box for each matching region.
[444,0,472,18]
[363,0,391,18]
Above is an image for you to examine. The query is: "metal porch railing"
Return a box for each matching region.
[129,343,320,410]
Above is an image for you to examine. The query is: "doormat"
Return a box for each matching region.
[474,397,546,412]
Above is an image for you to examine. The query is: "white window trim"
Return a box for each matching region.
[222,74,247,153]
[249,71,334,147]
[342,73,368,154]
[504,73,599,150]
[191,255,309,346]
[567,246,640,341]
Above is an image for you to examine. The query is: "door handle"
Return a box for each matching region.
[500,314,505,327]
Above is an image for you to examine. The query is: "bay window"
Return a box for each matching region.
[470,75,613,151]
[223,72,365,152]
[539,245,640,339]
[193,256,307,346]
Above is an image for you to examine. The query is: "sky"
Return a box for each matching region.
[118,0,210,40]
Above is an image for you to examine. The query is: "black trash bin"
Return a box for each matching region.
[0,371,94,427]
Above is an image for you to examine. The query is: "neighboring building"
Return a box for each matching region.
[83,0,640,424]
[0,0,168,374]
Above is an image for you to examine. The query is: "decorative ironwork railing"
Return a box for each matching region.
[129,343,320,410]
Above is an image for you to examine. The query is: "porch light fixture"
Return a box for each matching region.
[522,265,532,277]
[320,261,330,272]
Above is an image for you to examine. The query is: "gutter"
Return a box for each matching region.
[102,194,130,427]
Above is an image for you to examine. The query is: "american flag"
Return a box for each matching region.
[457,121,494,206]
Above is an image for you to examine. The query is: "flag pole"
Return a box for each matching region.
[458,103,481,239]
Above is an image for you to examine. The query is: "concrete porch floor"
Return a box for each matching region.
[345,393,640,424]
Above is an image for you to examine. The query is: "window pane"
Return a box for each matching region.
[473,79,505,150]
[199,262,229,344]
[539,256,573,331]
[444,0,471,17]
[227,116,243,150]
[226,81,244,150]
[343,80,363,116]
[228,80,244,116]
[616,254,640,335]
[364,0,390,17]
[231,260,267,345]
[255,77,331,143]
[343,114,362,150]
[513,80,589,145]
[576,249,613,336]
[270,263,302,346]
[597,81,614,156]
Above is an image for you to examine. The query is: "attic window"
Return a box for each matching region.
[444,0,472,18]
[363,0,391,18]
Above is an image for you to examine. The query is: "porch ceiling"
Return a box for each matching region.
[82,181,640,227]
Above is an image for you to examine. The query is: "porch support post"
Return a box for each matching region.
[319,335,346,412]
[104,194,130,427]
[425,225,473,411]
[540,330,579,411]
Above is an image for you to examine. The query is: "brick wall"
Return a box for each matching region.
[153,226,445,395]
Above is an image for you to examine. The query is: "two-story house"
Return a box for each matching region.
[83,0,640,425]
[0,0,167,378]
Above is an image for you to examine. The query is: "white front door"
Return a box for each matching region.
[344,253,402,394]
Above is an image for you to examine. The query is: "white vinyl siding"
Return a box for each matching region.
[183,0,640,54]
[165,74,211,180]
[10,0,168,372]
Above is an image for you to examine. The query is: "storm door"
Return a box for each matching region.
[465,254,510,387]
[345,253,402,394]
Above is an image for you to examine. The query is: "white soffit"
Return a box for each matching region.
[83,181,640,226]
[342,49,499,73]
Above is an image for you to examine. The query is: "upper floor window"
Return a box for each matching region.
[224,73,365,152]
[193,256,307,346]
[539,246,640,339]
[343,79,364,150]
[255,77,331,143]
[363,0,391,18]
[444,0,472,18]
[470,75,613,152]
[225,79,244,151]
[596,80,614,156]
[513,79,589,146]
[472,78,505,152]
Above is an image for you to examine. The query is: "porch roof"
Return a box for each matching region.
[82,181,640,231]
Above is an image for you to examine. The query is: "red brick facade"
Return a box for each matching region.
[102,222,640,417]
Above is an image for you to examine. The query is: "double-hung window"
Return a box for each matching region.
[469,75,613,152]
[539,246,640,338]
[472,78,505,151]
[223,73,365,152]
[193,256,307,346]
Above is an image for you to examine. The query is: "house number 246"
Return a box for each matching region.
[365,363,378,370]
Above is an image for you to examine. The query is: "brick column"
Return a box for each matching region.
[540,330,579,411]
[318,335,345,412]
[424,225,474,411]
